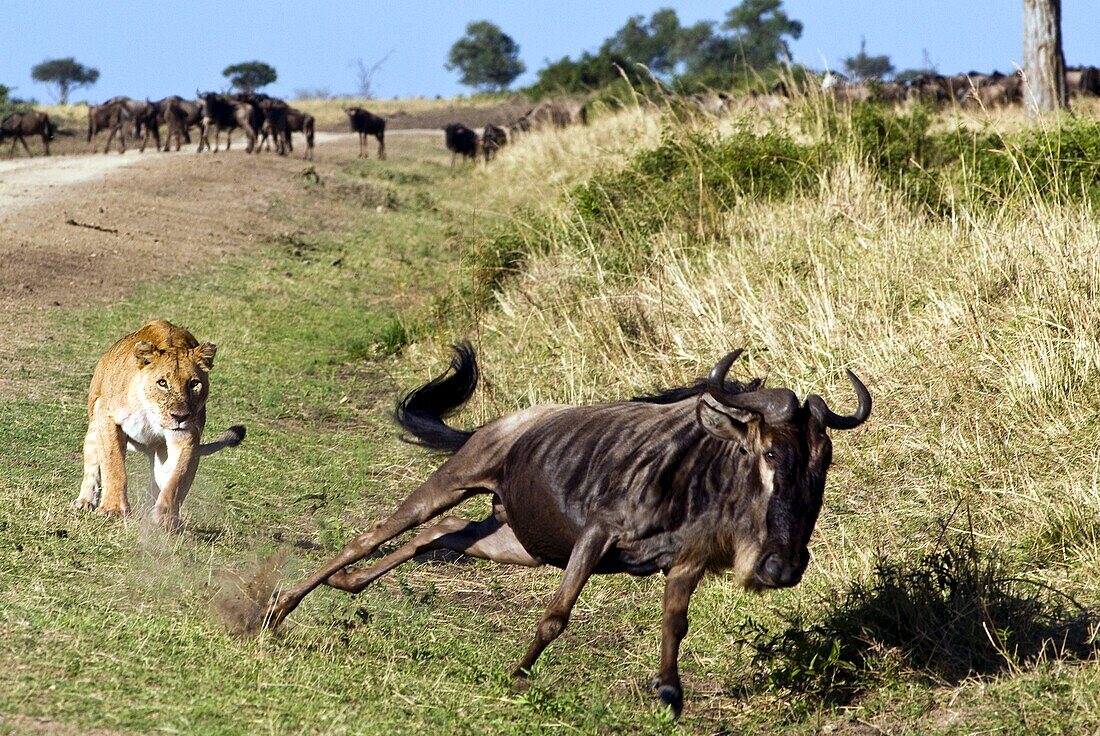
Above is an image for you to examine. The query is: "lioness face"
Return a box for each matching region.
[134,340,216,432]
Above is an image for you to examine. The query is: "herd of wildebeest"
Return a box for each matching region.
[0,89,588,164]
[1,65,1098,161]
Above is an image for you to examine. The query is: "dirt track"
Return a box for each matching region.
[0,132,406,399]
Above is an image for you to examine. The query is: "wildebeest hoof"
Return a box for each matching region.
[649,678,683,717]
[657,685,683,716]
[509,670,533,692]
[264,591,297,631]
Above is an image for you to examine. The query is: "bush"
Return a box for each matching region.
[742,534,1096,702]
[569,127,824,271]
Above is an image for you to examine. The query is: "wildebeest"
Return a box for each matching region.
[155,96,201,151]
[1,111,54,157]
[284,106,315,160]
[258,98,290,156]
[1067,65,1100,97]
[481,123,507,162]
[87,100,128,154]
[196,92,257,153]
[345,107,385,159]
[118,97,162,152]
[443,123,478,167]
[264,344,871,716]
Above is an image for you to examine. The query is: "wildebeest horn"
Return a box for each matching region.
[706,349,798,423]
[805,370,872,430]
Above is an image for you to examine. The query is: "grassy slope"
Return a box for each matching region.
[3,100,1100,735]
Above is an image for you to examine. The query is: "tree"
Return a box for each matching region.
[843,37,895,81]
[446,21,525,92]
[527,51,644,97]
[1022,0,1066,113]
[352,51,393,99]
[722,0,803,70]
[222,61,277,94]
[30,57,99,104]
[600,8,683,77]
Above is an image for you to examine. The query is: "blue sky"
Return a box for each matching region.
[3,1,1097,102]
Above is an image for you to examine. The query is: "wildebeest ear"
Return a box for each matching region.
[194,342,217,370]
[697,393,757,441]
[133,340,159,366]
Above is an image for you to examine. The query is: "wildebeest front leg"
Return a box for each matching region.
[326,515,541,593]
[512,526,613,676]
[265,478,483,629]
[652,562,705,717]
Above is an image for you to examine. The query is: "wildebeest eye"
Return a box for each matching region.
[189,379,202,392]
[764,450,777,462]
[156,379,169,390]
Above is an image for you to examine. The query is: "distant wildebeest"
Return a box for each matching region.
[155,96,201,151]
[119,97,162,152]
[257,98,289,156]
[265,344,872,717]
[514,99,588,132]
[283,106,315,160]
[196,92,257,153]
[345,107,385,159]
[443,123,478,167]
[87,100,128,154]
[481,123,507,162]
[233,93,270,152]
[95,97,161,152]
[904,73,950,104]
[1,111,54,157]
[1067,65,1100,97]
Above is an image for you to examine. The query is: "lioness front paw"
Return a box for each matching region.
[70,497,97,512]
[151,507,182,532]
[95,503,130,518]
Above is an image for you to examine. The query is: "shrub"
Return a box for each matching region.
[742,534,1095,702]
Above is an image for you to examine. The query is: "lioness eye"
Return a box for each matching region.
[156,379,169,390]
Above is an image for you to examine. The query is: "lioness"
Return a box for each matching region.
[73,320,245,531]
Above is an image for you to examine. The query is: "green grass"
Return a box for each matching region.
[4,100,1100,734]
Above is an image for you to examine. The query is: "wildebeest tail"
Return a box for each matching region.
[394,342,478,452]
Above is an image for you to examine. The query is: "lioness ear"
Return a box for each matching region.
[133,340,159,366]
[194,342,217,370]
[697,393,758,442]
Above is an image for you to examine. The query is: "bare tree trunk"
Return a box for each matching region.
[1022,0,1067,113]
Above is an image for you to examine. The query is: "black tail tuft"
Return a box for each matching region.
[222,425,246,446]
[394,342,478,452]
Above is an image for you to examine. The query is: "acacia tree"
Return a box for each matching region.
[31,57,99,104]
[446,21,525,92]
[1022,0,1066,112]
[722,0,803,69]
[223,61,277,93]
[600,8,683,76]
[843,37,894,81]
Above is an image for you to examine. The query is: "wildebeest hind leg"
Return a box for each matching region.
[326,515,540,594]
[265,481,487,629]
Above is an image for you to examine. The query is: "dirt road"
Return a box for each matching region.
[0,133,405,397]
[0,132,359,215]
